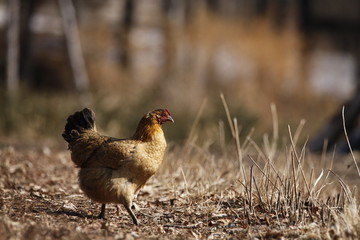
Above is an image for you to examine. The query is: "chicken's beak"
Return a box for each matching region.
[159,114,174,124]
[168,116,174,123]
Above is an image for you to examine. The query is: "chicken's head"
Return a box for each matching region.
[152,109,174,125]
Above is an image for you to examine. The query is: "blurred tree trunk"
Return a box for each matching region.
[59,0,90,96]
[19,0,37,83]
[119,0,133,67]
[6,0,20,94]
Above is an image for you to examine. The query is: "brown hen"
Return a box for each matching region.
[62,108,173,224]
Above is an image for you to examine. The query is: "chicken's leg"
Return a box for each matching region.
[125,204,139,225]
[97,203,106,219]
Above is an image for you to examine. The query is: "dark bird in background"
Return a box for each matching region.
[62,108,174,225]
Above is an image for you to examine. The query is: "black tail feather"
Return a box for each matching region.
[62,108,95,143]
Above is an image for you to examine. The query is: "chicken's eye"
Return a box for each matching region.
[155,114,162,124]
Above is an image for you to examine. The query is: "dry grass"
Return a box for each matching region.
[1,100,359,239]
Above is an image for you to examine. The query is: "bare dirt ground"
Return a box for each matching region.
[1,144,360,239]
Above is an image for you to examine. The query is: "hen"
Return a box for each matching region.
[62,108,173,225]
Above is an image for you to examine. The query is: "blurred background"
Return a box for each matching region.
[0,0,359,150]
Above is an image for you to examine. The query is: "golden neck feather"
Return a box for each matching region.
[132,117,163,142]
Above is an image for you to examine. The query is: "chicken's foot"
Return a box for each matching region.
[125,205,139,225]
[97,203,106,219]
